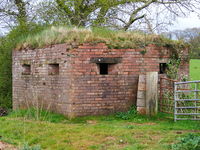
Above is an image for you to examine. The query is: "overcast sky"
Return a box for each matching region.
[1,3,200,36]
[1,14,200,34]
[170,12,200,31]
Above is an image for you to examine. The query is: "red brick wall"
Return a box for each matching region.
[12,43,189,117]
[12,44,73,115]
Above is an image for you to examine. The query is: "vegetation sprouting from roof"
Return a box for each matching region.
[15,26,188,51]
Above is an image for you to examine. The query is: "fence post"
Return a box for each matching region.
[194,83,198,120]
[197,83,199,119]
[174,83,177,122]
[146,72,158,116]
[160,77,163,112]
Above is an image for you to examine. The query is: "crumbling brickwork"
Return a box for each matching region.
[12,43,189,117]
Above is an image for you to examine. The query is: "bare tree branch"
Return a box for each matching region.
[123,0,155,30]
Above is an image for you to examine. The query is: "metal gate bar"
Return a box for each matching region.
[174,80,200,121]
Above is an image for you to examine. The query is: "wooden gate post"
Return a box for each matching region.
[146,72,158,116]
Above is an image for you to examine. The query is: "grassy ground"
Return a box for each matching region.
[0,59,199,150]
[0,112,199,150]
[190,59,200,81]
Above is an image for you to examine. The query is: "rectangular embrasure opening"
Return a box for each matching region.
[159,63,167,74]
[48,64,59,75]
[22,64,31,75]
[99,63,108,75]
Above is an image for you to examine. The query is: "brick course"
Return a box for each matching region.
[12,43,189,117]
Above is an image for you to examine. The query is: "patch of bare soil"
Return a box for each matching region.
[86,120,98,125]
[0,141,17,150]
[175,130,200,134]
[104,136,116,141]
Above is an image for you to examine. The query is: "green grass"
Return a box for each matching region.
[0,59,199,150]
[15,26,187,51]
[0,109,199,150]
[8,108,66,123]
[190,59,200,81]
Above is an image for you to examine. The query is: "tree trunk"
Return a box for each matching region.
[14,0,28,26]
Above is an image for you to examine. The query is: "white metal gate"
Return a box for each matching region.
[174,81,200,121]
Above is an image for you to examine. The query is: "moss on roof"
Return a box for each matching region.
[15,26,188,51]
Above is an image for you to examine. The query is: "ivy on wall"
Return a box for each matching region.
[165,42,190,80]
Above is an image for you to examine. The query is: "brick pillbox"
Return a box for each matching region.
[12,43,189,117]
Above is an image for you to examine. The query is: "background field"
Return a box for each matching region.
[190,59,200,81]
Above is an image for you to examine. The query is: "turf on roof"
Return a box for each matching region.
[15,26,188,51]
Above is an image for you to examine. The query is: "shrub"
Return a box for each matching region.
[171,133,200,150]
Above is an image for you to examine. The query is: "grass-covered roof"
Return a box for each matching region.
[15,26,188,51]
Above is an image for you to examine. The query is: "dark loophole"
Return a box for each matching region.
[22,64,31,75]
[159,63,167,74]
[99,63,108,75]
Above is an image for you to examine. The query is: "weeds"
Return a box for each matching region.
[171,133,200,150]
[9,108,66,123]
[115,106,137,120]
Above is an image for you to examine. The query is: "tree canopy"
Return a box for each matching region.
[168,28,200,58]
[0,0,200,33]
